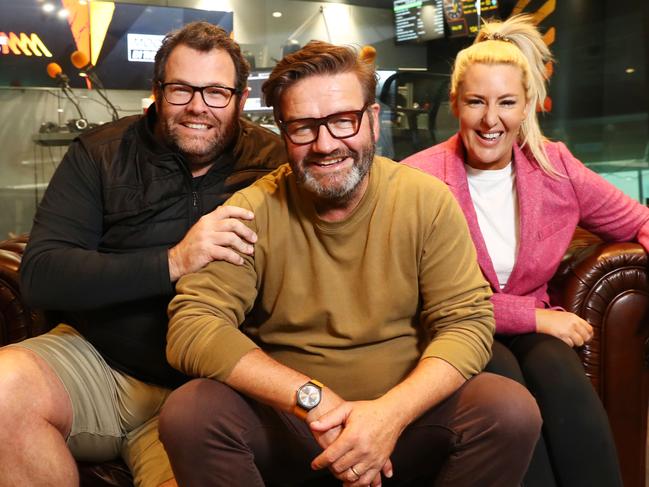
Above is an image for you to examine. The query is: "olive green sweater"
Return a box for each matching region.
[168,157,494,400]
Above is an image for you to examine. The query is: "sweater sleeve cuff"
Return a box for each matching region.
[421,332,492,379]
[491,293,537,334]
[166,313,260,381]
[197,326,260,380]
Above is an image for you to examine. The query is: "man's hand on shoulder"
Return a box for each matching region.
[168,205,257,282]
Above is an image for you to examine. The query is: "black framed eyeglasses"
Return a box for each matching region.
[278,103,369,145]
[159,82,241,108]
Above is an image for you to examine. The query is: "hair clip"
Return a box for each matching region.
[484,32,512,43]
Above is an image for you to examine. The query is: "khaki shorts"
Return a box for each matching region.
[13,324,173,487]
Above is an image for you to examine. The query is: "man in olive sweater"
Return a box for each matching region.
[160,41,541,487]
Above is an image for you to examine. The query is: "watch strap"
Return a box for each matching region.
[293,404,309,420]
[293,379,324,420]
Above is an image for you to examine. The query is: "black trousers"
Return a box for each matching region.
[159,373,541,487]
[485,334,623,487]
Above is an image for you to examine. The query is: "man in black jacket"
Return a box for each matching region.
[0,22,285,487]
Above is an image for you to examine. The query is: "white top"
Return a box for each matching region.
[466,162,519,289]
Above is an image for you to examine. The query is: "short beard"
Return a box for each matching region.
[162,111,239,165]
[296,141,375,203]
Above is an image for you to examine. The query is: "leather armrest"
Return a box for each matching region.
[549,237,649,388]
[0,235,48,345]
[549,230,649,487]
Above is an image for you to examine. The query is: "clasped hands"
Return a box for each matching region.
[307,392,404,487]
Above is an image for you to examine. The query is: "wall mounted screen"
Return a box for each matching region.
[0,0,232,89]
[394,0,445,44]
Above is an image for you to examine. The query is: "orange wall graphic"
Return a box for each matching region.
[0,32,53,57]
[513,0,556,112]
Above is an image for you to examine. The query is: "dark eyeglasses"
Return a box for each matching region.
[159,82,241,108]
[278,103,369,145]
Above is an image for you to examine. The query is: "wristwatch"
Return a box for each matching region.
[294,379,323,420]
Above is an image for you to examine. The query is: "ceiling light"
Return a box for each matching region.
[57,8,69,19]
[272,11,282,18]
[625,67,635,74]
[42,3,55,13]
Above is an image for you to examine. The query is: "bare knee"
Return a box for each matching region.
[0,347,72,437]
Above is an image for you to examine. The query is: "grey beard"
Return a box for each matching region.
[297,142,375,202]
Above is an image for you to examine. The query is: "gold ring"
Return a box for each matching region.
[350,466,361,479]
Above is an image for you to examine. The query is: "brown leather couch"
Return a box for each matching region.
[1,232,648,487]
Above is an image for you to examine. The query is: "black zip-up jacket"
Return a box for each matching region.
[20,106,286,387]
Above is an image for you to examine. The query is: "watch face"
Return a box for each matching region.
[297,383,321,409]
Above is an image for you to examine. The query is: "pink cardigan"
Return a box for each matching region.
[402,134,649,334]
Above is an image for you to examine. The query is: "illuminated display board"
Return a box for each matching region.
[0,1,232,89]
[394,0,444,44]
[443,0,499,37]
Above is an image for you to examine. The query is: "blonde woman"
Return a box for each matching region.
[403,14,643,487]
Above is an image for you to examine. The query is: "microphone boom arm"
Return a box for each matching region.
[71,51,119,121]
[87,73,119,121]
[62,84,85,120]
